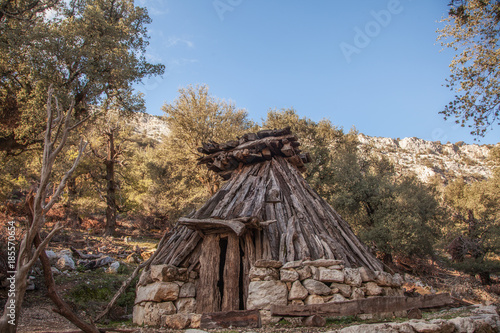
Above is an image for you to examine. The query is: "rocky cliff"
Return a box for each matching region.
[358,134,493,183]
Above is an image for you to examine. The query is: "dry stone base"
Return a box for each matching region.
[247,280,288,310]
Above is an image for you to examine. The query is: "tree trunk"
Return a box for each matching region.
[104,130,117,236]
[65,177,80,227]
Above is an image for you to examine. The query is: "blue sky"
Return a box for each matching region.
[134,0,499,145]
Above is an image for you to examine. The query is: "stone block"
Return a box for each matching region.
[305,295,324,305]
[162,313,191,330]
[282,260,303,269]
[179,282,196,298]
[392,273,404,287]
[328,293,347,303]
[364,282,383,296]
[351,287,365,300]
[303,259,343,267]
[344,268,362,287]
[280,269,299,282]
[136,282,179,303]
[331,283,352,298]
[247,280,288,310]
[175,297,196,313]
[288,281,308,300]
[133,301,176,326]
[249,266,279,281]
[318,267,345,283]
[56,255,75,271]
[302,279,331,296]
[296,266,312,280]
[359,267,376,282]
[375,271,393,287]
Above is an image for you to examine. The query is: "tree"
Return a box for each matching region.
[437,0,500,137]
[443,145,500,284]
[0,88,93,333]
[145,84,255,222]
[0,0,164,154]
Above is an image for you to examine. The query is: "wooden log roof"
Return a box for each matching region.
[197,126,312,179]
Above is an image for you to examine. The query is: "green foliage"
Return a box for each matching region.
[142,85,255,221]
[0,0,164,154]
[437,0,500,137]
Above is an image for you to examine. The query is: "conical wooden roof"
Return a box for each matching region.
[152,128,383,272]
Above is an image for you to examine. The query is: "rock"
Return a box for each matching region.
[291,300,304,305]
[288,281,308,300]
[150,264,181,282]
[45,250,58,263]
[247,280,288,310]
[409,320,455,333]
[364,282,383,296]
[259,309,282,325]
[331,283,351,298]
[282,260,303,269]
[254,259,283,268]
[344,268,362,287]
[305,295,324,305]
[126,253,140,264]
[302,279,331,296]
[51,267,61,275]
[296,266,312,280]
[179,282,196,298]
[407,308,422,319]
[383,287,403,297]
[280,269,299,282]
[188,314,202,329]
[175,297,196,313]
[339,323,399,333]
[375,271,393,287]
[328,293,347,303]
[302,315,326,327]
[133,301,176,326]
[185,328,206,333]
[351,287,365,300]
[327,265,344,270]
[303,259,343,267]
[138,269,153,286]
[318,267,345,283]
[106,261,120,274]
[249,266,279,281]
[56,254,75,271]
[359,267,376,282]
[392,273,404,287]
[162,313,191,329]
[135,282,179,303]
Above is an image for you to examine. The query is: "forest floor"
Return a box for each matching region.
[0,209,499,333]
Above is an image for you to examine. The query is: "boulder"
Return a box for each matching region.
[249,266,279,281]
[188,314,202,329]
[296,266,312,280]
[344,268,362,287]
[288,281,308,300]
[331,283,352,298]
[56,254,75,271]
[247,280,288,310]
[133,301,176,326]
[254,259,283,268]
[175,297,196,313]
[106,261,120,274]
[375,271,393,287]
[162,313,191,330]
[359,267,376,282]
[136,282,179,303]
[304,295,324,305]
[138,269,153,286]
[328,293,347,303]
[179,282,196,298]
[280,269,299,282]
[408,320,455,333]
[282,260,303,269]
[302,279,331,296]
[150,264,177,282]
[391,273,404,287]
[351,287,365,300]
[364,282,383,296]
[318,267,345,283]
[45,250,59,264]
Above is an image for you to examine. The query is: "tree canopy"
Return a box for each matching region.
[437,0,500,137]
[0,0,164,154]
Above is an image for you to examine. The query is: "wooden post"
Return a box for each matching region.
[197,234,221,313]
[222,233,240,311]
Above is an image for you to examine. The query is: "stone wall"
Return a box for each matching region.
[133,259,404,329]
[246,259,404,324]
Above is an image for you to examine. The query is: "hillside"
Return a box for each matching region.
[132,113,495,184]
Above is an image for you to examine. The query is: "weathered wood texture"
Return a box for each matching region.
[200,310,261,329]
[196,234,221,313]
[222,233,240,312]
[270,293,454,317]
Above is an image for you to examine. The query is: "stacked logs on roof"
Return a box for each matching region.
[197,127,312,179]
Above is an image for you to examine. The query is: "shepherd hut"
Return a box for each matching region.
[133,127,404,329]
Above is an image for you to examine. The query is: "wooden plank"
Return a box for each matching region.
[179,217,246,236]
[200,309,261,329]
[197,234,221,313]
[270,294,453,317]
[222,233,240,312]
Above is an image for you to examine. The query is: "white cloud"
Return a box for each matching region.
[164,36,195,49]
